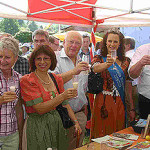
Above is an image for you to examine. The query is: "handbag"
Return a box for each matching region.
[49,73,74,129]
[87,68,104,94]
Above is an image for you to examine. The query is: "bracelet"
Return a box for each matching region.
[130,109,135,111]
[74,120,78,122]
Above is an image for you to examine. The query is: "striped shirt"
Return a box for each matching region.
[0,69,21,136]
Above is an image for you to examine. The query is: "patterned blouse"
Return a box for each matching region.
[20,72,68,114]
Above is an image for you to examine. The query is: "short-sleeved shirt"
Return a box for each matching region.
[54,49,88,113]
[128,43,150,99]
[20,72,68,114]
[0,69,21,136]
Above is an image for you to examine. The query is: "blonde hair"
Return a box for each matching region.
[0,37,19,57]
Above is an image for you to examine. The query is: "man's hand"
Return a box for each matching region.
[139,55,150,67]
[73,62,89,75]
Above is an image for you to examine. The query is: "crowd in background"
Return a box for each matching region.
[0,28,150,150]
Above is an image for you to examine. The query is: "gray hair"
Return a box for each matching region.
[65,31,83,43]
[0,37,19,57]
[32,29,49,41]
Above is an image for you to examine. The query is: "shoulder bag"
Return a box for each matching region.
[49,73,74,129]
[87,65,104,94]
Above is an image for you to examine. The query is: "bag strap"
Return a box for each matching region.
[49,73,60,94]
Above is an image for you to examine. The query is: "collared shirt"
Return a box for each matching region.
[54,49,88,112]
[128,43,150,98]
[125,49,138,86]
[78,48,91,64]
[0,69,21,136]
[13,56,29,76]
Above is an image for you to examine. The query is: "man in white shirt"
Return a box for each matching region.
[54,31,89,149]
[128,43,150,119]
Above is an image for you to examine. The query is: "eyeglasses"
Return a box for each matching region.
[33,39,46,44]
[66,40,81,46]
[35,57,51,62]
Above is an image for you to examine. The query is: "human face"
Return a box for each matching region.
[82,37,90,51]
[106,33,120,54]
[22,46,28,55]
[50,39,59,51]
[33,34,49,49]
[35,53,51,72]
[64,32,82,58]
[0,49,18,72]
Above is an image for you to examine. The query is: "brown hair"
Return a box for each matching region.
[29,45,57,72]
[101,29,125,61]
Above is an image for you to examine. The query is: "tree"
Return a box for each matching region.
[0,18,19,35]
[15,31,32,43]
[28,21,38,32]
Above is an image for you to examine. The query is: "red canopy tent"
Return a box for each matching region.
[28,0,97,26]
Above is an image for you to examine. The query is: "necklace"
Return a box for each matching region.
[35,71,51,85]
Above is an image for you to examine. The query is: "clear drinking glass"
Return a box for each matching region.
[72,75,79,98]
[111,49,117,70]
[82,54,90,75]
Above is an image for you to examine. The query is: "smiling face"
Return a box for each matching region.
[64,31,82,59]
[106,33,120,54]
[35,53,51,73]
[0,49,18,72]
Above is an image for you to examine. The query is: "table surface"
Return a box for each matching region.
[75,127,146,150]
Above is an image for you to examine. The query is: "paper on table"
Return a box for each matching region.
[112,133,139,140]
[91,135,111,143]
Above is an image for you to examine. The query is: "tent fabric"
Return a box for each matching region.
[53,31,103,43]
[0,0,150,28]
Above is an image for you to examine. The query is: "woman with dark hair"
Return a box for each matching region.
[90,29,132,139]
[20,45,81,150]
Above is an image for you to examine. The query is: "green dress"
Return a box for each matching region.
[20,72,69,150]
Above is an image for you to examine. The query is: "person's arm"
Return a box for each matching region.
[15,96,24,150]
[0,91,17,105]
[129,55,150,79]
[60,61,89,83]
[93,54,113,73]
[32,88,77,115]
[64,104,82,134]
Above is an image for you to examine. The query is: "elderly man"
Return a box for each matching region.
[54,31,89,149]
[128,43,150,119]
[32,29,49,48]
[49,35,60,51]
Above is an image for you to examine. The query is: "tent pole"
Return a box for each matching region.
[0,2,28,14]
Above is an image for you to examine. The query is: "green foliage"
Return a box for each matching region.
[0,18,19,35]
[14,31,32,43]
[28,21,38,32]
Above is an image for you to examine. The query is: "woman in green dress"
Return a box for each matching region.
[20,45,81,150]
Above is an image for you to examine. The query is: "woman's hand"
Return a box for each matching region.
[74,121,82,136]
[106,54,114,67]
[62,88,77,100]
[0,91,17,105]
[73,62,89,75]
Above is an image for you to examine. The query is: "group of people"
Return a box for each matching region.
[0,28,150,150]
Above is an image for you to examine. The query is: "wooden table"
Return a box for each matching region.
[75,127,146,150]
